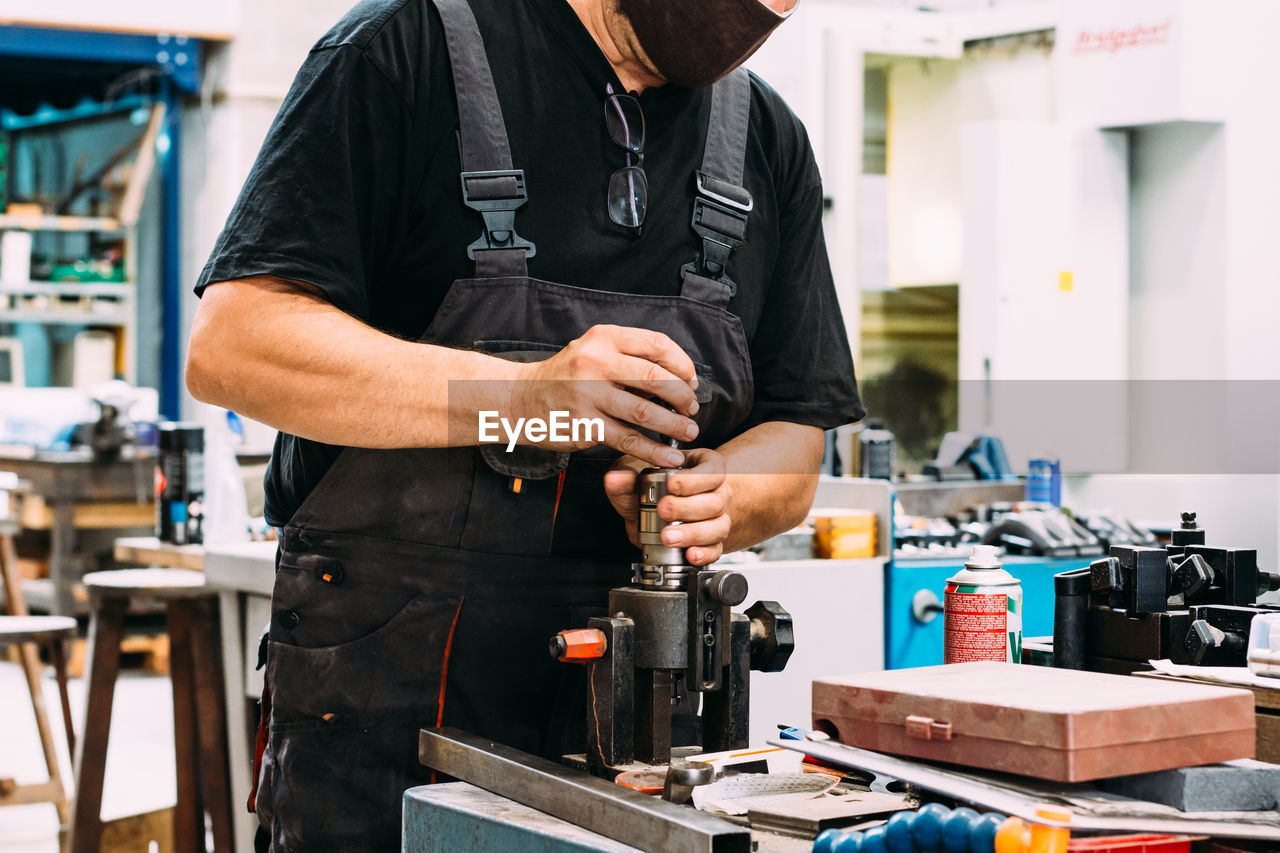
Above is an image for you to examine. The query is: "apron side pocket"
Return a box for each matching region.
[271,558,421,649]
[266,592,463,726]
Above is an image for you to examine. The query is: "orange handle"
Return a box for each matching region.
[552,628,608,662]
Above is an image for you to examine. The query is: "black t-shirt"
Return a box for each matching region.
[196,0,865,527]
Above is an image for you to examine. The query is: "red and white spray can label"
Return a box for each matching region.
[944,582,1023,663]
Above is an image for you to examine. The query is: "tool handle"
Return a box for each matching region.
[1052,568,1091,670]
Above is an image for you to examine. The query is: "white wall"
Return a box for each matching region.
[747,4,864,365]
[1057,1,1280,565]
[1217,2,1280,381]
[887,41,1054,287]
[1127,122,1226,381]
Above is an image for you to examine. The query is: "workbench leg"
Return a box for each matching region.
[168,600,205,852]
[50,502,76,617]
[70,596,127,853]
[218,589,257,851]
[191,598,234,853]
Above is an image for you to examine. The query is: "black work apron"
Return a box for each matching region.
[256,1,758,849]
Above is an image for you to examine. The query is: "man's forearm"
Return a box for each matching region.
[187,277,520,448]
[718,421,824,552]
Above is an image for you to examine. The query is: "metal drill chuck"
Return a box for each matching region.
[635,467,692,590]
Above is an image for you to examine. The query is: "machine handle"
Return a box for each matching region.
[1052,568,1091,670]
[550,628,607,663]
[911,589,943,624]
[705,570,748,607]
[746,600,794,673]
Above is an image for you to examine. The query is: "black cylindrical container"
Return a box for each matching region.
[858,418,895,481]
[157,423,205,545]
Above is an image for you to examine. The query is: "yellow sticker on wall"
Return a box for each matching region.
[1059,271,1074,292]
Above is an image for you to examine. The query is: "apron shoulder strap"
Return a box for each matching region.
[680,67,753,309]
[431,0,534,277]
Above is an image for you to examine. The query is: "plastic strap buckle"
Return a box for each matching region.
[460,169,537,260]
[681,171,752,295]
[695,170,753,214]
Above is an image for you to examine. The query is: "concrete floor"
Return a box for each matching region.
[0,657,176,852]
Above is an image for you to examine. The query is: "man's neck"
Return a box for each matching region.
[565,0,665,93]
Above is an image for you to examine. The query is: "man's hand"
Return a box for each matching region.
[604,449,732,566]
[514,325,700,469]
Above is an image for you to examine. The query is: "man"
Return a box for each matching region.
[187,0,863,848]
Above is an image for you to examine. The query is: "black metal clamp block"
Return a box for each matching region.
[1087,606,1192,664]
[688,570,731,693]
[587,616,635,769]
[702,613,750,753]
[1186,605,1256,666]
[635,669,674,765]
[1113,546,1168,614]
[1224,549,1260,608]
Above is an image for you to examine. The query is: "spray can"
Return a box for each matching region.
[944,545,1023,664]
[857,418,895,481]
[1025,458,1061,506]
[156,423,205,545]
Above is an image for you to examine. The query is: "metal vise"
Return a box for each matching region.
[1054,511,1280,670]
[551,467,794,775]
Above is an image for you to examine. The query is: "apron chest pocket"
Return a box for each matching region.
[473,339,571,480]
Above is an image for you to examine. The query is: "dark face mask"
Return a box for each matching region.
[617,0,794,89]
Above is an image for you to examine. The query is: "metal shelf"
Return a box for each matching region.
[0,214,123,232]
[0,281,131,297]
[0,310,128,326]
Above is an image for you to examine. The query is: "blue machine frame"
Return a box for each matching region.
[884,555,1095,669]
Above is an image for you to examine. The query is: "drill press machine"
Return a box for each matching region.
[416,466,800,853]
[550,465,795,775]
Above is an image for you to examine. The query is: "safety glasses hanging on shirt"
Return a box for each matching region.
[605,83,647,235]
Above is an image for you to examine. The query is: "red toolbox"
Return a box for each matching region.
[811,662,1255,782]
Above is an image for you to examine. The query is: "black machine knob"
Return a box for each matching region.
[1171,510,1207,548]
[1169,553,1212,601]
[746,600,794,673]
[1186,619,1246,665]
[705,570,748,607]
[1258,571,1280,597]
[1090,557,1124,593]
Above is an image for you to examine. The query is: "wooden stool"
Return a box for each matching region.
[0,616,77,820]
[69,569,234,853]
[0,521,76,830]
